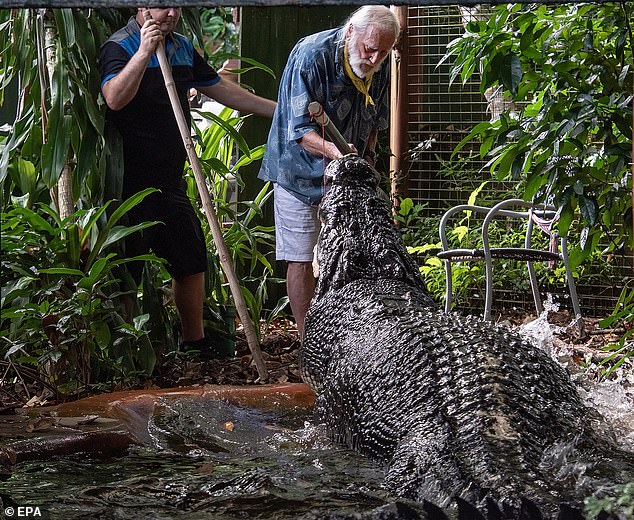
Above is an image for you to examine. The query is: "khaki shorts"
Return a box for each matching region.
[273,184,320,262]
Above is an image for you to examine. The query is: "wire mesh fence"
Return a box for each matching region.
[404,5,632,318]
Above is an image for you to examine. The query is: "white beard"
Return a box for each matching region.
[347,34,386,79]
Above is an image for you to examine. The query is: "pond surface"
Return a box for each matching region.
[3,316,633,520]
[1,399,414,519]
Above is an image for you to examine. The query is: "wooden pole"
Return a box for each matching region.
[308,101,355,155]
[142,10,268,382]
[389,6,410,216]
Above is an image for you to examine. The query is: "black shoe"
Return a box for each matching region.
[180,334,234,361]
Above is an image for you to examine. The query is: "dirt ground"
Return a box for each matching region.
[0,311,631,411]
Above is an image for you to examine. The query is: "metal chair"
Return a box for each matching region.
[437,199,583,333]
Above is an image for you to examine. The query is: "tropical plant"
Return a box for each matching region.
[188,107,286,340]
[0,9,127,215]
[199,7,239,60]
[1,190,161,396]
[597,284,634,379]
[443,2,633,270]
[585,481,634,520]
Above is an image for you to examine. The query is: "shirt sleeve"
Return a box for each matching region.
[285,53,325,142]
[99,41,130,89]
[191,50,220,88]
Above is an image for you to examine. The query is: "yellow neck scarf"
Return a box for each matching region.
[344,43,374,107]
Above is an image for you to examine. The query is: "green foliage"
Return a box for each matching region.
[585,482,634,520]
[188,107,286,339]
[181,7,239,65]
[1,193,162,396]
[0,9,126,208]
[597,284,634,378]
[444,3,633,262]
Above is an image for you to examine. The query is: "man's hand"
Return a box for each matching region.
[299,131,358,160]
[102,20,161,111]
[139,19,163,58]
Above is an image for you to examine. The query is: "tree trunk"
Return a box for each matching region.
[57,164,74,219]
[43,8,74,219]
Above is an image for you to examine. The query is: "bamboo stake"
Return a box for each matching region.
[142,10,268,382]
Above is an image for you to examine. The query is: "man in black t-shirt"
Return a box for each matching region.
[99,7,275,358]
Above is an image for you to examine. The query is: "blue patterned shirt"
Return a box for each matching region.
[258,27,390,205]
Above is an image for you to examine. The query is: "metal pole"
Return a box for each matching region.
[142,10,268,382]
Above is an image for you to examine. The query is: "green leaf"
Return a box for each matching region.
[15,158,37,196]
[100,221,161,250]
[232,145,265,170]
[83,256,110,286]
[133,313,150,330]
[1,276,37,308]
[85,188,158,269]
[500,52,522,96]
[467,181,489,206]
[451,122,492,158]
[54,9,76,48]
[578,195,598,226]
[77,202,112,249]
[92,320,111,350]
[38,267,85,277]
[195,110,252,157]
[213,52,276,79]
[11,206,55,234]
[41,41,72,187]
[399,198,414,216]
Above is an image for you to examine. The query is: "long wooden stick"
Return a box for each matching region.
[142,10,268,382]
[308,101,355,155]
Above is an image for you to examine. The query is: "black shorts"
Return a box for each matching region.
[124,188,208,283]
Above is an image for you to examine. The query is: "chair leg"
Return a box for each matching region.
[444,260,453,313]
[564,264,584,336]
[561,239,584,335]
[527,260,544,315]
[484,254,493,321]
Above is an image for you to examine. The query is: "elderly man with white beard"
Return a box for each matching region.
[259,6,400,340]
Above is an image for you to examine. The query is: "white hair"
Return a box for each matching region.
[343,6,400,42]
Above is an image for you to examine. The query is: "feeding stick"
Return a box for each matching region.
[308,101,356,156]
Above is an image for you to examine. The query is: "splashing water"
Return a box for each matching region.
[518,311,634,452]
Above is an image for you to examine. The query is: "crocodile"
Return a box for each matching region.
[300,155,634,519]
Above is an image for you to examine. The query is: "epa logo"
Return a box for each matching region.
[4,506,42,517]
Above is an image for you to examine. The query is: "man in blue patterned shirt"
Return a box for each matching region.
[259,5,399,339]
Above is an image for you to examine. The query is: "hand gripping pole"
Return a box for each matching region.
[308,101,356,156]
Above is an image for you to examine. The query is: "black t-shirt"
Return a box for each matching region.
[99,17,219,194]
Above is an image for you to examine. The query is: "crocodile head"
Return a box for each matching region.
[313,155,426,300]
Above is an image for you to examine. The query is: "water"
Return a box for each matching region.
[3,314,633,519]
[519,310,634,451]
[1,399,403,519]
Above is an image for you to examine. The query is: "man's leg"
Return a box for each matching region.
[173,272,205,342]
[287,261,316,341]
[273,185,320,342]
